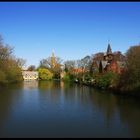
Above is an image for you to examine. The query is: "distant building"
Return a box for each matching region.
[94,44,126,74]
[72,68,87,75]
[22,71,38,80]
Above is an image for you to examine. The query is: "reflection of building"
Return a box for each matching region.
[22,71,38,80]
[23,81,39,89]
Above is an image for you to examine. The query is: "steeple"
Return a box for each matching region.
[51,49,56,68]
[107,43,112,54]
[52,49,55,58]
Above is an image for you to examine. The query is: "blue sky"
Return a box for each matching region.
[0,2,140,67]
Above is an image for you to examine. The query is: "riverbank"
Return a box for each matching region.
[74,80,140,98]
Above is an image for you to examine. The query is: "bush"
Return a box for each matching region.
[96,72,118,89]
[84,73,92,82]
[63,73,75,82]
[38,68,53,80]
[63,74,70,81]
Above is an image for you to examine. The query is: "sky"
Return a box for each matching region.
[0,2,140,67]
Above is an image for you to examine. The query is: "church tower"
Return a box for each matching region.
[51,50,56,68]
[104,43,114,63]
[107,43,112,55]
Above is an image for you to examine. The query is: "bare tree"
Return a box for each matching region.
[40,56,62,69]
[16,58,26,68]
[27,65,36,71]
[64,60,76,71]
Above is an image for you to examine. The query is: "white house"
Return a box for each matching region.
[22,71,38,80]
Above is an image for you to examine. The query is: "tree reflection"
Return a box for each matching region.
[1,81,140,137]
[115,96,140,137]
[0,83,23,131]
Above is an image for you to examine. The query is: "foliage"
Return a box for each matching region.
[39,56,62,69]
[64,60,76,72]
[63,74,71,81]
[38,68,53,80]
[84,73,92,82]
[27,65,36,71]
[119,45,140,91]
[0,70,6,83]
[39,54,63,79]
[16,58,26,68]
[63,73,75,82]
[96,72,118,89]
[0,35,23,84]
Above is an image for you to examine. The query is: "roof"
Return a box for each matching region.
[101,61,108,69]
[22,71,38,75]
[107,44,112,54]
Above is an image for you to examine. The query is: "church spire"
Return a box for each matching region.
[107,43,112,54]
[52,49,55,57]
[51,49,56,68]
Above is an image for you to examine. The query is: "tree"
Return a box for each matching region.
[113,51,126,61]
[39,56,62,70]
[96,71,118,89]
[16,58,26,68]
[0,70,6,83]
[64,60,76,72]
[39,54,63,79]
[27,65,36,71]
[119,45,140,91]
[0,35,23,84]
[90,52,104,73]
[80,55,92,71]
[0,44,13,61]
[38,68,53,80]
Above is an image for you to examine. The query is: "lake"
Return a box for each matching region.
[0,81,140,138]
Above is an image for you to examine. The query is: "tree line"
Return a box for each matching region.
[1,35,140,95]
[0,36,25,85]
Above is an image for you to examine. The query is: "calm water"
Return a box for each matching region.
[0,81,140,138]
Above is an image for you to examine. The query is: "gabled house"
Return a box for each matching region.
[94,44,126,74]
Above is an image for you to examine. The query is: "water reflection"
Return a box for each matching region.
[0,81,140,137]
[0,83,23,130]
[23,81,38,89]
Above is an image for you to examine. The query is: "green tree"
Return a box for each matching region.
[96,72,118,89]
[38,68,53,80]
[119,45,140,91]
[0,35,23,84]
[39,53,63,79]
[0,70,6,83]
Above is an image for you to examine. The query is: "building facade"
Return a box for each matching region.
[94,44,126,74]
[22,71,38,80]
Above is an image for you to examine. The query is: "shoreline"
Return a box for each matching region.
[74,80,140,98]
[1,79,140,98]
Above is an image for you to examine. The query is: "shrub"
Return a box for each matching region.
[63,73,75,82]
[38,68,53,80]
[96,72,118,89]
